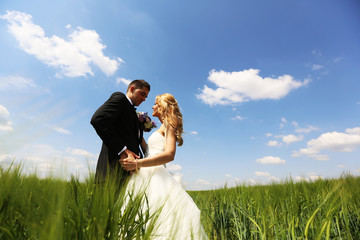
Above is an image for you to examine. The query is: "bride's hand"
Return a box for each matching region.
[119,157,139,172]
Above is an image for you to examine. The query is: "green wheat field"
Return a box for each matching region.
[1,164,359,239]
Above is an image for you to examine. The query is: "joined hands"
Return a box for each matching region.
[119,149,140,173]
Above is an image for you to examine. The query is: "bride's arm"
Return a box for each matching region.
[120,126,177,170]
[137,126,176,168]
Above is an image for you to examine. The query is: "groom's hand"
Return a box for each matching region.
[119,149,139,162]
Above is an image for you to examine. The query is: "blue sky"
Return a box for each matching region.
[1,0,359,190]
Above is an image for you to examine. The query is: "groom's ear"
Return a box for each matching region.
[128,86,135,94]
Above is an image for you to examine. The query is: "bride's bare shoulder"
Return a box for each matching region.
[156,130,165,137]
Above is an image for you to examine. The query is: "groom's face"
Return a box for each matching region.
[130,86,149,106]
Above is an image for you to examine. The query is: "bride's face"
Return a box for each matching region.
[152,102,161,118]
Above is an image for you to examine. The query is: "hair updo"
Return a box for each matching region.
[156,93,184,146]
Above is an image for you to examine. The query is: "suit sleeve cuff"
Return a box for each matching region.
[118,146,127,155]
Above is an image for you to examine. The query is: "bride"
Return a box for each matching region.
[120,93,208,239]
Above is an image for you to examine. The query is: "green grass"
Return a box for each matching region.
[189,175,360,239]
[0,164,158,239]
[1,164,360,239]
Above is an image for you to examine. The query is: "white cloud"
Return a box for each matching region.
[220,174,243,187]
[255,171,271,177]
[66,147,96,158]
[295,125,318,134]
[254,171,280,182]
[0,154,12,162]
[166,163,183,184]
[0,76,37,91]
[295,172,322,182]
[53,126,71,135]
[231,115,244,120]
[266,133,273,137]
[294,176,305,181]
[196,179,211,185]
[291,121,299,128]
[269,134,303,145]
[312,49,322,56]
[247,178,257,185]
[312,64,324,70]
[167,163,182,171]
[171,172,183,183]
[0,105,13,131]
[280,118,287,129]
[334,57,343,62]
[278,118,317,134]
[345,127,360,135]
[196,69,309,106]
[269,176,281,181]
[338,165,345,168]
[307,128,360,152]
[294,176,306,181]
[0,144,97,180]
[282,134,304,144]
[292,147,329,160]
[256,156,286,164]
[267,140,281,147]
[1,10,123,78]
[116,77,131,86]
[308,174,321,181]
[292,127,360,160]
[190,131,198,135]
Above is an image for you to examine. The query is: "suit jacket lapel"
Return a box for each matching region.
[130,104,141,142]
[126,101,142,147]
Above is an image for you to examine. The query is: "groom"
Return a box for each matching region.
[91,79,150,183]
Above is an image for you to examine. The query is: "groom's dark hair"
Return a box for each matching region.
[127,79,150,92]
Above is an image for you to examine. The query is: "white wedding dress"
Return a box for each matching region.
[124,131,208,239]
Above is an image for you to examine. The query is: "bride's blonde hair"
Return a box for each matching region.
[156,93,184,146]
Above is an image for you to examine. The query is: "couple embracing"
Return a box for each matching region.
[91,79,208,239]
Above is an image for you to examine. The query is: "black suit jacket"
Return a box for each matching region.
[91,92,143,182]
